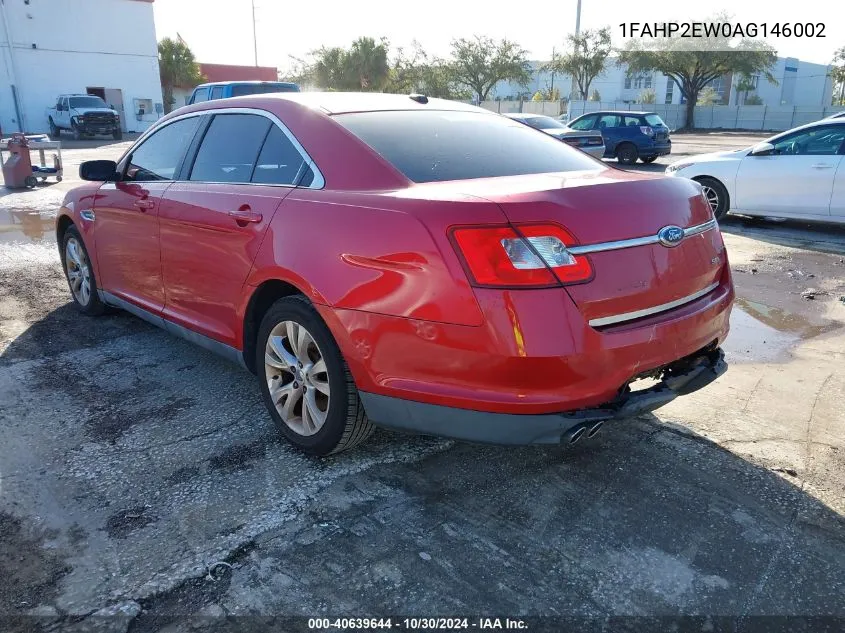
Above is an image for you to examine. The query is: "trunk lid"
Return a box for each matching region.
[445,169,724,325]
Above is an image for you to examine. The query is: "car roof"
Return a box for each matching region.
[194,81,298,88]
[61,93,101,97]
[576,110,654,117]
[503,112,551,119]
[232,92,485,115]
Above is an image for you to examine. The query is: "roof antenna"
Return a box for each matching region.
[409,93,429,104]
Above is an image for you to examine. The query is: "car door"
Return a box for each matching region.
[594,114,622,153]
[158,110,314,347]
[57,97,70,127]
[92,115,202,313]
[735,124,845,215]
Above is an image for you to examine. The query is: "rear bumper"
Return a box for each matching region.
[360,347,727,444]
[641,141,672,157]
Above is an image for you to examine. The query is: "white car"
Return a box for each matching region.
[503,113,606,158]
[665,119,845,224]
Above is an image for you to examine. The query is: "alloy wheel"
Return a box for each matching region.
[701,185,720,214]
[264,320,331,436]
[65,237,91,306]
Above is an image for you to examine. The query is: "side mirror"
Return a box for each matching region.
[80,160,119,182]
[750,142,774,156]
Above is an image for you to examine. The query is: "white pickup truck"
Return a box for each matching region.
[46,94,122,140]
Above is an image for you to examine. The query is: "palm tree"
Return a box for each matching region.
[158,37,204,113]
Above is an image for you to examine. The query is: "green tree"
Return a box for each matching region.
[383,42,468,99]
[545,28,612,100]
[313,37,390,91]
[449,36,531,103]
[745,94,763,105]
[831,45,845,106]
[618,15,776,129]
[734,73,757,105]
[531,90,544,101]
[158,37,204,113]
[589,89,601,101]
[696,86,721,105]
[638,88,656,104]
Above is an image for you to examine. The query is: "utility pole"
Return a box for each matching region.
[251,0,258,66]
[569,0,583,101]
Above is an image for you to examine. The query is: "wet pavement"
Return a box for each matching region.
[0,136,844,630]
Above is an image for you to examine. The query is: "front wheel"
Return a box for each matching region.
[257,295,374,455]
[616,143,639,165]
[112,128,123,140]
[696,177,730,221]
[71,123,82,140]
[48,118,60,139]
[62,226,106,315]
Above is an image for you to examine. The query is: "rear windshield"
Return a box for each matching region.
[230,83,300,97]
[523,116,567,130]
[644,114,666,127]
[334,110,600,183]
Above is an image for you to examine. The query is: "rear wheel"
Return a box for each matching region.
[640,156,658,164]
[62,226,106,315]
[257,295,374,456]
[616,142,638,165]
[696,176,730,220]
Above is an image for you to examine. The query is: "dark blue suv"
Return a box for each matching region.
[566,111,671,164]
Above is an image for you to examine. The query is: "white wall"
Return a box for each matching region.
[0,0,164,134]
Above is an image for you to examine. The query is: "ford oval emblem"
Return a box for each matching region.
[658,225,685,247]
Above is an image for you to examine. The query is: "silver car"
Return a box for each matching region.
[504,113,605,158]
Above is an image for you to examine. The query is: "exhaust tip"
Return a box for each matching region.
[566,425,587,445]
[587,421,604,438]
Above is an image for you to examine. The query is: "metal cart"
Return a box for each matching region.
[0,134,63,184]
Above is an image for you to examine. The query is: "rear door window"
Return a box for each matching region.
[210,86,225,100]
[251,126,309,186]
[622,115,642,128]
[125,116,201,182]
[189,113,271,183]
[596,114,621,129]
[335,110,600,183]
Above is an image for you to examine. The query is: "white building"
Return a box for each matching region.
[492,56,833,108]
[0,0,164,135]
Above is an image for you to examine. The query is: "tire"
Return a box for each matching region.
[695,176,730,221]
[256,295,374,456]
[640,156,658,164]
[616,142,638,165]
[61,226,106,316]
[25,175,37,188]
[71,123,82,140]
[48,118,60,139]
[112,128,123,140]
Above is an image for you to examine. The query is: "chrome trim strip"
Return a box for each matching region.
[568,219,717,256]
[588,282,720,328]
[100,291,247,368]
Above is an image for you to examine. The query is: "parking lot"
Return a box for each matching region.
[1,133,844,631]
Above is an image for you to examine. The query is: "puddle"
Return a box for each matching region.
[724,297,842,363]
[0,208,56,244]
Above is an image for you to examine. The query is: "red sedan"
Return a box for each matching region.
[57,93,733,455]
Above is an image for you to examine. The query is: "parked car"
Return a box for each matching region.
[47,94,122,140]
[824,111,845,120]
[58,93,732,455]
[503,113,605,158]
[188,81,300,105]
[566,111,671,164]
[666,118,845,222]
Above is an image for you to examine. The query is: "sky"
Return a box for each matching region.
[152,0,843,72]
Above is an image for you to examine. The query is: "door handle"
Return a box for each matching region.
[228,207,263,224]
[133,198,155,211]
[811,163,833,169]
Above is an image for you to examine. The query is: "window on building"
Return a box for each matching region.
[624,76,632,89]
[665,79,675,104]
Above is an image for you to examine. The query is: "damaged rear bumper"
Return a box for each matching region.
[359,347,727,445]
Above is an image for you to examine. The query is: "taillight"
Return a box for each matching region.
[450,224,593,288]
[640,125,654,137]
